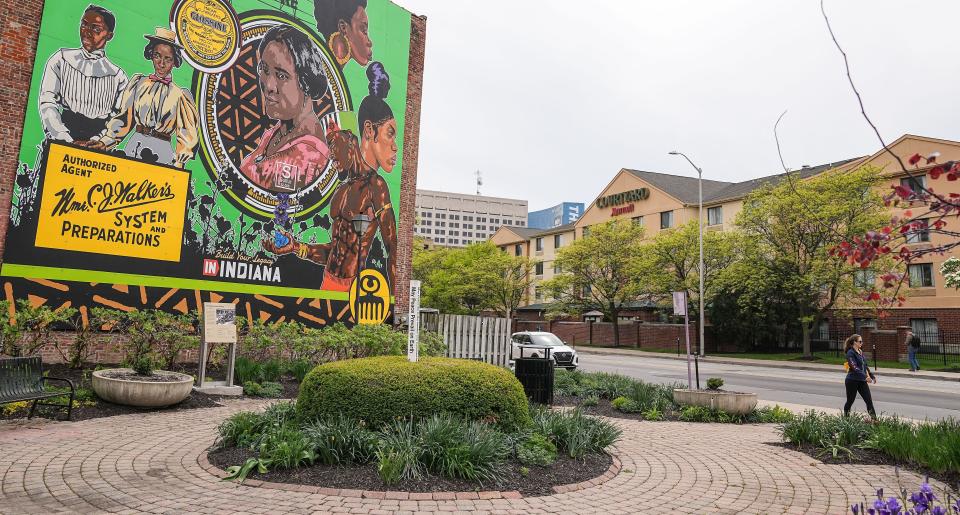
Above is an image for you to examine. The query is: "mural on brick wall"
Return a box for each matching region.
[1,0,414,326]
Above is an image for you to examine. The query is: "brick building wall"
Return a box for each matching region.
[0,0,43,261]
[394,14,427,319]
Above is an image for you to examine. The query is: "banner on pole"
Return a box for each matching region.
[672,291,687,316]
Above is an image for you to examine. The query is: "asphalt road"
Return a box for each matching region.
[578,352,960,420]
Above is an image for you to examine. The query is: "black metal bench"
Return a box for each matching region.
[0,356,75,420]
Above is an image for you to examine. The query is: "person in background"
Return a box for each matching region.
[39,4,128,143]
[906,329,922,372]
[843,334,877,420]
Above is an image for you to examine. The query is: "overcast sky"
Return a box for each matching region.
[394,0,960,210]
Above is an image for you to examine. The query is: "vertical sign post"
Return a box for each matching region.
[407,281,421,362]
[673,291,693,389]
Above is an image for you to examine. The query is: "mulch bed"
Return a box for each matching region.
[207,445,613,497]
[1,363,300,422]
[770,442,960,493]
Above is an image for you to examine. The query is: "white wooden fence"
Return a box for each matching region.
[435,314,512,367]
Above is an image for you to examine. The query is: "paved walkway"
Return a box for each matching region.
[0,400,950,514]
[576,346,960,382]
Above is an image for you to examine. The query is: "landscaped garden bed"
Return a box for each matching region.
[778,411,960,492]
[552,369,792,424]
[208,357,622,497]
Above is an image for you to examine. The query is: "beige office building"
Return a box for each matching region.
[415,189,528,247]
[490,134,960,338]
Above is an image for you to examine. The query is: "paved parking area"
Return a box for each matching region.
[0,400,948,514]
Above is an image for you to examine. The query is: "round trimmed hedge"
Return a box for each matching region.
[296,356,531,431]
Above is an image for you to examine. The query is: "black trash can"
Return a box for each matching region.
[514,347,554,405]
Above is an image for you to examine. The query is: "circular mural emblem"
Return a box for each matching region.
[171,0,241,73]
[195,13,351,220]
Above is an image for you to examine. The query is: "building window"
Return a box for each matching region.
[554,234,561,248]
[632,216,644,226]
[554,263,561,274]
[900,175,926,195]
[438,213,445,219]
[500,246,506,252]
[465,216,473,222]
[905,218,930,244]
[908,263,934,287]
[660,211,674,230]
[814,319,830,341]
[535,237,543,251]
[910,319,939,345]
[436,230,445,235]
[514,244,522,257]
[582,226,590,238]
[853,318,876,334]
[504,220,512,225]
[535,262,544,276]
[437,237,445,243]
[423,229,431,234]
[707,206,722,226]
[535,287,543,301]
[854,270,876,289]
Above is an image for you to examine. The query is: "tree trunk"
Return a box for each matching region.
[801,321,812,358]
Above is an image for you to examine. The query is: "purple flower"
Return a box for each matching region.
[885,497,902,513]
[930,507,946,515]
[852,503,860,514]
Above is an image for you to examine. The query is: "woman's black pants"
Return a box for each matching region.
[843,378,876,418]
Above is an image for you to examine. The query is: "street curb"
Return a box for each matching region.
[575,347,959,383]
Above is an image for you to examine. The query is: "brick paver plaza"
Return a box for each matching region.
[0,400,948,514]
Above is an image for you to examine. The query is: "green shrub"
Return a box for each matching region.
[234,357,262,385]
[419,331,447,357]
[297,356,531,431]
[706,377,724,390]
[243,382,263,397]
[624,381,674,412]
[257,426,316,470]
[131,355,154,376]
[261,359,284,382]
[302,415,379,465]
[531,406,621,459]
[554,370,585,397]
[642,407,664,421]
[216,411,273,449]
[517,432,557,466]
[376,418,424,484]
[778,410,826,447]
[287,360,313,383]
[259,382,284,398]
[749,405,794,424]
[678,406,714,422]
[580,395,599,407]
[611,396,640,413]
[418,414,509,481]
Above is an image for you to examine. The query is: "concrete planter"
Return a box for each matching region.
[673,389,757,415]
[92,368,194,408]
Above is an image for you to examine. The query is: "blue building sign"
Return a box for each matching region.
[528,202,584,229]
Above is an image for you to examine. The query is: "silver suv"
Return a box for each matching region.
[509,331,579,371]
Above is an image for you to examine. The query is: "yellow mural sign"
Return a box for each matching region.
[350,269,391,325]
[35,143,189,262]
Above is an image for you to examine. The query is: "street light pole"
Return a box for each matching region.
[669,151,705,357]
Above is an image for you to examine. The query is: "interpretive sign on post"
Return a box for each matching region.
[672,291,687,316]
[407,281,421,362]
[198,302,238,388]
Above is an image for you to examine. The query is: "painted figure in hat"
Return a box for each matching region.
[38,4,128,143]
[84,27,200,168]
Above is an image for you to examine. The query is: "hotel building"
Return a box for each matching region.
[490,135,960,340]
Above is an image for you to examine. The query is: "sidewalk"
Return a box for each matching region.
[575,345,960,382]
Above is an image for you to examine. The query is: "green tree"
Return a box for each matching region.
[637,220,744,318]
[734,166,888,357]
[542,220,648,347]
[413,242,534,316]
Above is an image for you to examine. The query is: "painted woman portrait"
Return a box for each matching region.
[314,0,373,67]
[85,28,199,168]
[265,62,397,293]
[238,25,330,193]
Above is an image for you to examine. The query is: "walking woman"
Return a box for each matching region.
[843,334,877,419]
